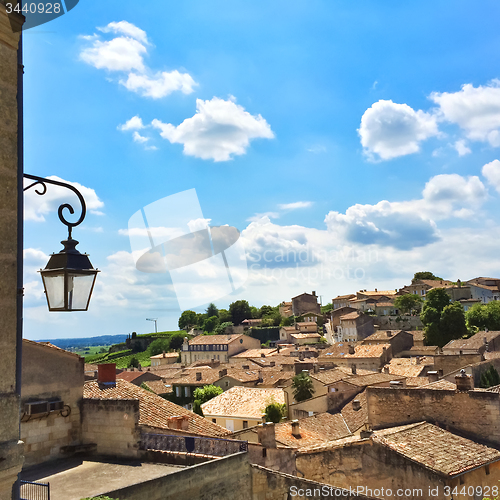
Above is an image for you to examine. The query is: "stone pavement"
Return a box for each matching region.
[21,457,184,500]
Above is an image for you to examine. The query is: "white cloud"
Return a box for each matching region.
[482,159,500,193]
[24,176,104,222]
[278,201,313,210]
[80,36,147,72]
[133,131,149,143]
[151,97,274,161]
[246,212,280,222]
[431,81,500,146]
[454,139,471,156]
[324,173,487,249]
[80,21,197,99]
[121,70,196,99]
[118,115,145,131]
[98,21,149,44]
[358,100,439,160]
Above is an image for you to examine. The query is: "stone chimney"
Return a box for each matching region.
[242,365,250,370]
[219,368,227,378]
[352,400,361,411]
[196,372,202,381]
[455,369,473,392]
[312,291,316,296]
[351,364,357,375]
[168,415,189,431]
[261,353,266,358]
[291,420,301,438]
[360,429,373,439]
[375,288,377,292]
[270,361,276,367]
[162,351,166,358]
[383,366,390,374]
[98,363,116,384]
[348,345,355,355]
[427,371,439,382]
[387,331,393,337]
[257,422,276,448]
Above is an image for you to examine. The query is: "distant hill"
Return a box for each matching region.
[36,334,128,349]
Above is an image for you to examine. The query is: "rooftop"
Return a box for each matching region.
[334,294,356,300]
[290,333,321,339]
[320,343,391,359]
[443,330,500,351]
[363,330,403,341]
[340,312,362,320]
[201,386,285,419]
[373,422,500,476]
[189,334,244,345]
[340,390,368,433]
[274,412,351,449]
[84,379,229,437]
[116,371,161,383]
[141,379,174,395]
[23,339,82,359]
[150,352,179,359]
[231,348,278,359]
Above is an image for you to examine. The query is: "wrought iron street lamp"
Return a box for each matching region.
[24,174,99,311]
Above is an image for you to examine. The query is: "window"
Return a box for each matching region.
[225,381,229,387]
[459,476,465,485]
[184,386,190,398]
[212,418,216,423]
[486,464,490,475]
[243,421,248,429]
[262,448,267,457]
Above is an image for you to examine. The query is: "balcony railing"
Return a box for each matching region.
[140,433,248,457]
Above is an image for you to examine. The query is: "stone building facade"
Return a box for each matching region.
[0,3,24,498]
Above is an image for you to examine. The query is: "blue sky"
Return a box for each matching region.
[23,0,500,339]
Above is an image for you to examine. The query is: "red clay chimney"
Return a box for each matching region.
[98,363,116,384]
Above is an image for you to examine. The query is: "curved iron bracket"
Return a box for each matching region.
[24,174,87,239]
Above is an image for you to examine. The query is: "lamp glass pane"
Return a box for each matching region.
[67,272,96,310]
[42,273,65,310]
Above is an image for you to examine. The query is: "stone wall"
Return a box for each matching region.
[433,353,483,377]
[96,452,374,500]
[295,439,497,500]
[82,399,140,458]
[0,2,24,497]
[366,387,500,445]
[21,341,85,466]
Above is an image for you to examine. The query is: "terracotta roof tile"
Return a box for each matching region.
[117,371,161,383]
[231,348,278,359]
[201,386,285,419]
[343,372,405,387]
[150,352,179,359]
[319,343,390,359]
[23,339,82,359]
[363,330,403,341]
[275,413,351,449]
[311,368,349,385]
[142,380,174,395]
[373,422,500,476]
[189,334,244,345]
[419,379,457,390]
[340,390,368,433]
[290,333,321,339]
[443,331,500,351]
[83,379,230,437]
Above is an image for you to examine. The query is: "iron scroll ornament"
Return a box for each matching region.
[23,174,86,238]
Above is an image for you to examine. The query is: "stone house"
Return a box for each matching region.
[20,340,85,466]
[150,351,179,367]
[181,334,260,364]
[290,333,321,345]
[318,343,392,371]
[443,330,500,355]
[296,421,500,500]
[332,294,356,310]
[279,301,293,317]
[328,306,358,329]
[361,330,413,355]
[229,348,278,362]
[291,292,321,316]
[201,386,285,432]
[335,311,374,342]
[398,279,455,298]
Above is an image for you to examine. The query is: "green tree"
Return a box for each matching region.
[192,399,203,416]
[229,300,252,325]
[202,315,220,333]
[480,365,500,388]
[263,402,286,423]
[214,321,233,335]
[421,288,467,347]
[259,305,275,318]
[291,372,315,402]
[321,303,333,314]
[394,294,423,314]
[169,333,186,350]
[193,385,223,404]
[206,303,219,318]
[178,310,198,330]
[250,306,260,319]
[280,316,293,327]
[149,338,170,356]
[413,271,443,281]
[467,301,500,331]
[128,356,139,368]
[218,309,232,323]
